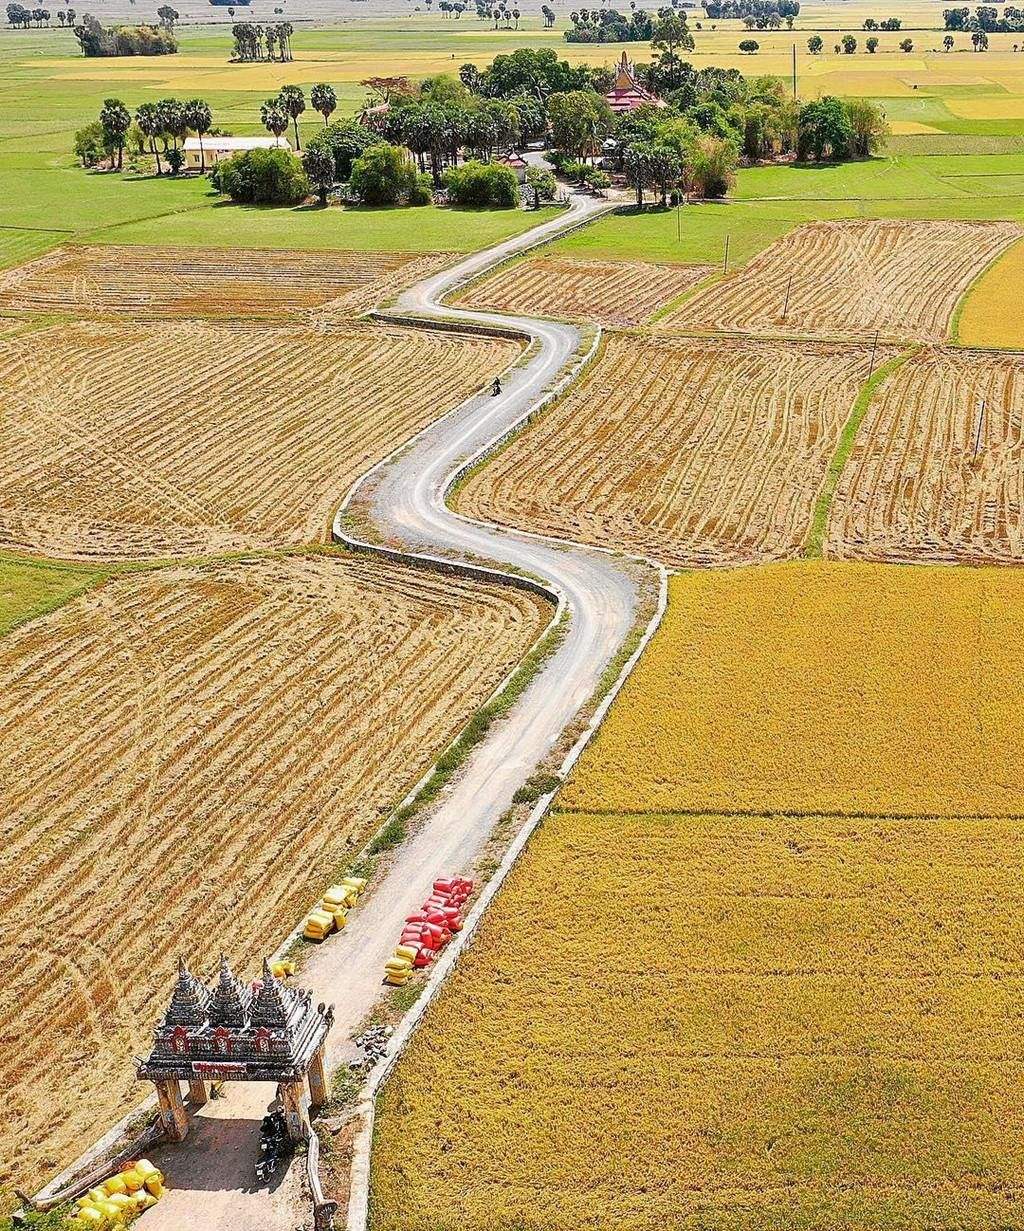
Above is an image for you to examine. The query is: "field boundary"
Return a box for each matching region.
[344,562,669,1231]
[804,347,917,558]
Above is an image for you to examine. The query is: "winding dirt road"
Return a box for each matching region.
[135,192,642,1230]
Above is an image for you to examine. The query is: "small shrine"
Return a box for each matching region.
[138,956,334,1144]
[605,51,667,114]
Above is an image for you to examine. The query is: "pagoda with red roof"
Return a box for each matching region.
[605,51,666,115]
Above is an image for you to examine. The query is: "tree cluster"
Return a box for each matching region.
[945,4,1024,30]
[231,21,293,62]
[796,95,888,160]
[6,5,60,26]
[211,146,309,204]
[702,0,799,22]
[565,6,654,43]
[72,12,177,55]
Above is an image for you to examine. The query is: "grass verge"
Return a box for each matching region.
[804,349,917,558]
[0,554,108,639]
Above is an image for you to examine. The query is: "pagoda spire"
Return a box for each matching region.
[164,956,211,1027]
[208,953,252,1027]
[251,957,297,1028]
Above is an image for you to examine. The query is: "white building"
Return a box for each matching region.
[183,135,293,170]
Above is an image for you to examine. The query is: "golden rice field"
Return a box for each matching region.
[0,552,546,1192]
[457,256,714,327]
[371,561,1024,1231]
[956,237,1024,349]
[457,334,890,567]
[827,347,1024,565]
[0,318,516,560]
[0,244,452,322]
[561,563,1024,818]
[371,808,1024,1231]
[658,219,1021,342]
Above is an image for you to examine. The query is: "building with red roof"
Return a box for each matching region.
[604,51,667,115]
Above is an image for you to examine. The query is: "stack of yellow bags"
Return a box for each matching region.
[302,876,368,942]
[70,1159,166,1225]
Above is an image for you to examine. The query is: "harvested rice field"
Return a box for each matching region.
[827,347,1024,565]
[0,552,546,1192]
[0,318,517,560]
[456,256,714,327]
[562,563,1024,818]
[658,219,1020,342]
[957,236,1024,348]
[371,562,1024,1231]
[0,244,453,321]
[457,333,891,567]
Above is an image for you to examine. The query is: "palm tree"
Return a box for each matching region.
[183,97,212,171]
[260,98,288,145]
[135,101,163,174]
[310,82,336,127]
[277,83,305,149]
[99,97,130,170]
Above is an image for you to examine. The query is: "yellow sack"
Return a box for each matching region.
[74,1209,104,1227]
[385,971,411,986]
[321,884,348,907]
[97,1199,124,1220]
[384,956,411,973]
[394,945,419,962]
[84,1187,107,1205]
[136,1190,158,1209]
[342,876,367,894]
[103,1174,128,1196]
[271,959,295,978]
[121,1167,144,1193]
[328,907,348,929]
[135,1159,159,1179]
[145,1176,166,1198]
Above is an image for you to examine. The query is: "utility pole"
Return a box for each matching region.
[867,328,879,379]
[792,42,797,98]
[973,398,986,458]
[676,195,681,241]
[782,272,794,320]
[723,233,730,273]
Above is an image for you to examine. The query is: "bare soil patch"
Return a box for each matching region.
[0,244,453,322]
[658,219,1021,341]
[0,553,545,1192]
[828,345,1024,563]
[458,332,893,567]
[0,318,517,560]
[457,256,714,327]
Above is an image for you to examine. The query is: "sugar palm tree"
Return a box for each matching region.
[135,100,163,174]
[277,83,305,150]
[183,98,212,171]
[310,82,336,127]
[260,98,288,145]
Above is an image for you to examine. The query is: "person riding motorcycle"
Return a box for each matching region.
[491,376,502,397]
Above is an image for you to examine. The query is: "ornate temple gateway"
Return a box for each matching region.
[138,956,334,1143]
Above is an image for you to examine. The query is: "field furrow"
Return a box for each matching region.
[457,256,714,327]
[827,346,1024,563]
[658,219,1021,341]
[0,553,546,1192]
[0,318,517,560]
[457,333,891,567]
[0,244,454,321]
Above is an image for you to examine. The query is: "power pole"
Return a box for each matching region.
[792,42,797,98]
[973,398,986,458]
[867,329,879,379]
[782,272,794,320]
[723,233,730,273]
